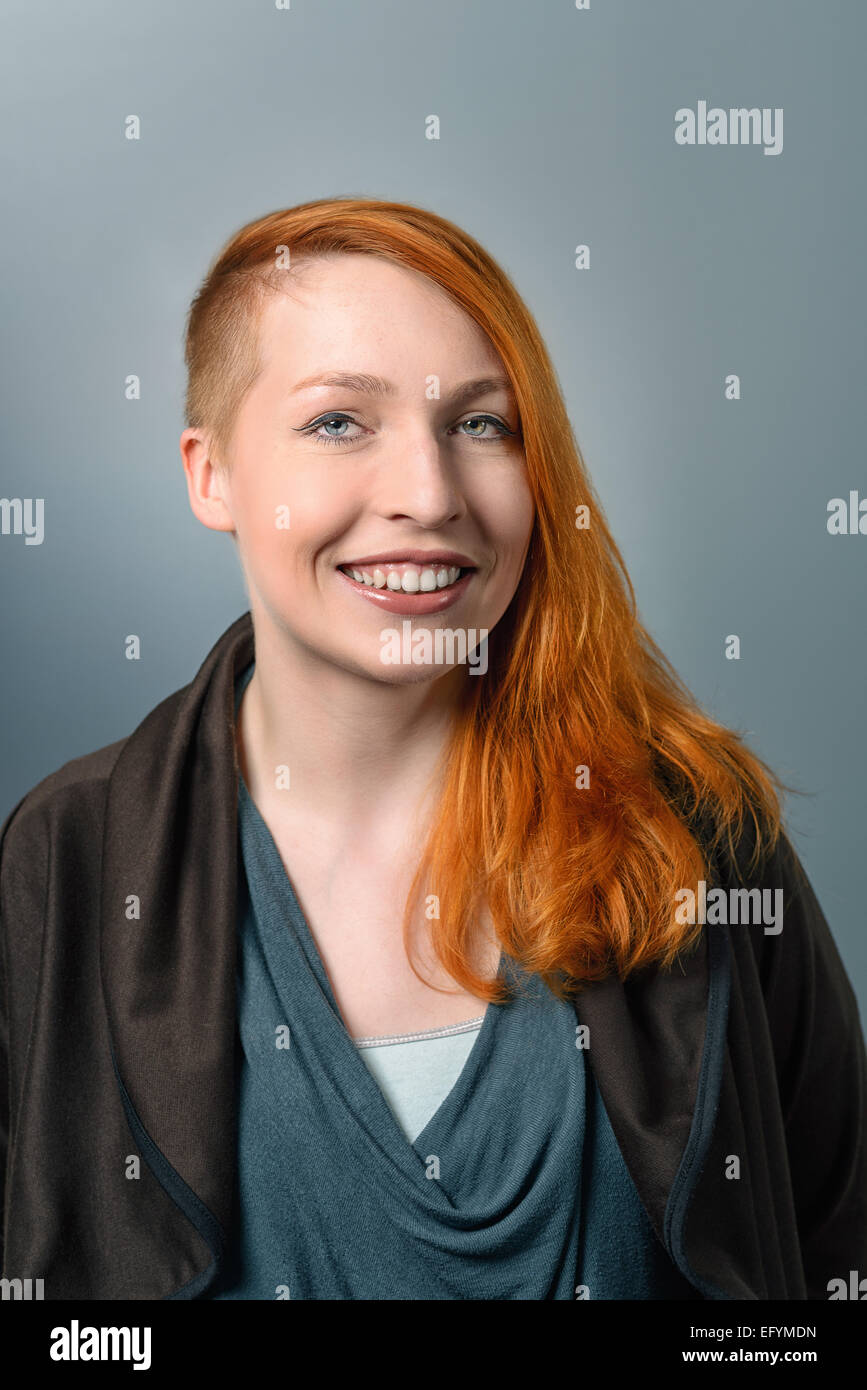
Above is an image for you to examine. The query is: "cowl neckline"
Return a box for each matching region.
[236,768,572,1222]
[232,657,508,1165]
[232,661,588,1289]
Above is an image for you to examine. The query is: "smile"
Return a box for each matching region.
[338,561,467,593]
[336,557,476,615]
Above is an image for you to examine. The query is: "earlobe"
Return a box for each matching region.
[180,429,237,535]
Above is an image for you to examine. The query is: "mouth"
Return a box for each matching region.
[337,560,472,594]
[336,555,477,614]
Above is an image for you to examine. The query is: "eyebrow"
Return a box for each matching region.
[289,371,515,411]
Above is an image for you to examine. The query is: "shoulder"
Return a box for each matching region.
[692,802,820,937]
[0,736,129,884]
[708,815,867,1285]
[1,616,250,882]
[704,808,864,1076]
[0,664,203,874]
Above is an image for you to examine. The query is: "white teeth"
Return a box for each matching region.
[344,563,467,590]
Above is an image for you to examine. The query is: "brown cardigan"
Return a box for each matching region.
[1,610,865,1299]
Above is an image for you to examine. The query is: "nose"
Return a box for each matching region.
[375,423,465,529]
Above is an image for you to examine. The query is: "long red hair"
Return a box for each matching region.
[185,196,788,1002]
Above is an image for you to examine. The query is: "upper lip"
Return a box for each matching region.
[338,549,477,568]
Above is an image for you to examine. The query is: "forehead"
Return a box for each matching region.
[254,253,507,382]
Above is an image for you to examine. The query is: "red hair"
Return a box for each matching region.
[184,196,788,1002]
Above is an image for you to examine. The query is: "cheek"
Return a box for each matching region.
[238,463,359,589]
[514,482,536,548]
[280,474,359,566]
[238,487,291,584]
[482,473,535,568]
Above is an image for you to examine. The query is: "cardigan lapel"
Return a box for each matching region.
[99,611,255,1292]
[574,825,792,1300]
[573,930,713,1259]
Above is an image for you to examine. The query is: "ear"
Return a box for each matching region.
[180,428,236,533]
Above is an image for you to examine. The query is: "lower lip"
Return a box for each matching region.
[337,568,474,614]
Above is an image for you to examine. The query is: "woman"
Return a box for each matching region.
[1,197,864,1301]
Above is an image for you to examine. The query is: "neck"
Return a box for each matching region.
[236,605,466,836]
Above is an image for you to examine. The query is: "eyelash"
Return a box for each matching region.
[297,412,518,448]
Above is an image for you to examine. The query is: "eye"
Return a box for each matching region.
[294,410,519,448]
[296,412,364,447]
[452,414,518,443]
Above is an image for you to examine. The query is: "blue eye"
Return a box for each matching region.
[453,414,517,443]
[294,411,519,448]
[298,413,362,447]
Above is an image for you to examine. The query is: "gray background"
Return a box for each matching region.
[1,0,864,1010]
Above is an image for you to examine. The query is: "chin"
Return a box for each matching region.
[358,660,465,688]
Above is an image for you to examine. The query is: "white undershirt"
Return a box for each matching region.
[355,1017,485,1144]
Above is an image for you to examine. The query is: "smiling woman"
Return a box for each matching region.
[1,196,865,1302]
[182,250,534,710]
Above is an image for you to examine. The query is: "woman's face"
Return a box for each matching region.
[191,253,535,684]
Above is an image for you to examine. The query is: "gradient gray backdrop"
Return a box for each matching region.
[1,0,865,1010]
